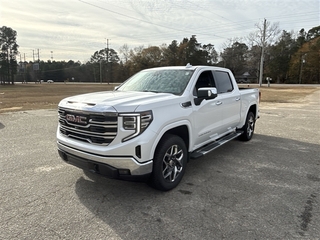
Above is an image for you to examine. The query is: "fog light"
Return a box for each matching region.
[135,145,141,158]
[118,169,130,175]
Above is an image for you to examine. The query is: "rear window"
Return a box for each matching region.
[214,71,234,94]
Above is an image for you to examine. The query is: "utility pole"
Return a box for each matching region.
[19,54,23,83]
[37,49,40,82]
[106,39,109,84]
[259,18,267,87]
[106,38,109,62]
[299,53,306,84]
[24,53,26,83]
[100,60,102,84]
[32,50,36,82]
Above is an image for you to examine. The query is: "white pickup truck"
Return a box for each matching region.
[57,65,260,191]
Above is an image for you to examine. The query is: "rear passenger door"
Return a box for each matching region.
[212,70,241,132]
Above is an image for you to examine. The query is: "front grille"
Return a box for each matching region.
[58,107,118,146]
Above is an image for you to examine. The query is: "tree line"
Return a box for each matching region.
[1,23,320,85]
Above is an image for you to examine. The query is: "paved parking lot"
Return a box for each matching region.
[0,90,319,239]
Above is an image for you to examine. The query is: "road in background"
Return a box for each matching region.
[0,91,319,239]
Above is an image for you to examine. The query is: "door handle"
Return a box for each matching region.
[236,97,241,101]
[216,101,222,105]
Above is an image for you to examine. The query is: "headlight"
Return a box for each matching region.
[120,110,153,142]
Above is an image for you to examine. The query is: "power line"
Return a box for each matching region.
[78,0,225,39]
[81,0,318,47]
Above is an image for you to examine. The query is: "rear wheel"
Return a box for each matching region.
[150,134,188,191]
[239,111,255,141]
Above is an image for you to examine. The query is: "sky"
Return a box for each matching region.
[1,0,319,63]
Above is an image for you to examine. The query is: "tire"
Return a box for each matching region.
[150,134,188,191]
[239,111,255,141]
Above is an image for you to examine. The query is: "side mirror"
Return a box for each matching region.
[195,87,218,105]
[197,87,218,99]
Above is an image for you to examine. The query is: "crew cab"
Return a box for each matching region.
[57,64,260,191]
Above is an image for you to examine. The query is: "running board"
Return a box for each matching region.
[190,131,243,159]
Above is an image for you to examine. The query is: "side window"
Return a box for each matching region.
[194,71,215,95]
[213,71,234,94]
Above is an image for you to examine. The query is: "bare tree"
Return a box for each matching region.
[248,19,280,86]
[119,44,130,63]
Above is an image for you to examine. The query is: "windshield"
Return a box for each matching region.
[116,69,194,95]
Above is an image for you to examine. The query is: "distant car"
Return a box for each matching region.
[236,78,251,84]
[47,80,54,83]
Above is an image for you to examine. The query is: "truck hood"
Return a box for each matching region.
[58,90,180,113]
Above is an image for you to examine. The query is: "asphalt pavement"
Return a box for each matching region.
[0,90,319,239]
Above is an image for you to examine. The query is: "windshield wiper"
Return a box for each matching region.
[143,90,159,93]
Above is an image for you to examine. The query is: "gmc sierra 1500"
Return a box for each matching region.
[57,64,260,191]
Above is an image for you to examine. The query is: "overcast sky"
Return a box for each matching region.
[1,0,319,62]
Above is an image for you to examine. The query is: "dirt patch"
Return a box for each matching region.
[0,83,115,112]
[258,87,319,103]
[0,83,319,113]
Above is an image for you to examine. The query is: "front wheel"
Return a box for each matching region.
[150,134,188,191]
[239,111,255,141]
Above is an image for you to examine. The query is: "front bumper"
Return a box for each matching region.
[57,141,153,181]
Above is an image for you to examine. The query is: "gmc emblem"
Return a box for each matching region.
[66,114,87,125]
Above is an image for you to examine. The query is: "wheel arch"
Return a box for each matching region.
[238,104,258,130]
[151,122,191,161]
[248,104,257,118]
[164,125,190,151]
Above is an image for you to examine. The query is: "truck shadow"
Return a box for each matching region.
[74,134,320,239]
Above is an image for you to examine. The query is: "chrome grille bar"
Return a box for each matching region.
[58,107,118,146]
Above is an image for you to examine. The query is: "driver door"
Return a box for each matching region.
[192,70,224,148]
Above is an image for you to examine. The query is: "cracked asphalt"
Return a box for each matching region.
[0,90,319,239]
